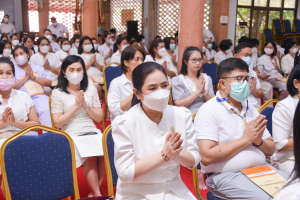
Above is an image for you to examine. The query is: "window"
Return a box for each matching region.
[236,0,298,53]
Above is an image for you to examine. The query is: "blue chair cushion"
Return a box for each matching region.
[4,132,74,199]
[203,62,218,85]
[283,20,293,32]
[264,29,273,41]
[104,66,123,91]
[207,192,221,200]
[107,130,118,187]
[261,107,274,136]
[273,20,282,33]
[294,20,300,32]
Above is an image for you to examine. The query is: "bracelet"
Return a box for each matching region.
[203,91,208,96]
[161,151,169,163]
[253,139,264,148]
[32,76,36,81]
[85,106,91,111]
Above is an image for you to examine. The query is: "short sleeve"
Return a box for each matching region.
[171,77,188,100]
[91,86,101,107]
[21,91,34,114]
[51,89,64,114]
[144,55,155,62]
[256,57,264,73]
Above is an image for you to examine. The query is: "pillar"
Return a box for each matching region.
[178,0,204,72]
[82,0,98,38]
[38,0,49,37]
[212,0,230,45]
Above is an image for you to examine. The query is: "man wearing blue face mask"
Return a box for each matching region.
[195,58,288,200]
[234,42,263,108]
[203,38,216,61]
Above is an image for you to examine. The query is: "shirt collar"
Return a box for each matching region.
[120,74,132,86]
[0,89,16,104]
[216,91,248,115]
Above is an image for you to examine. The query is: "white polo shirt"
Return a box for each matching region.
[98,43,113,64]
[47,23,68,38]
[0,23,16,38]
[195,91,271,173]
[51,41,61,52]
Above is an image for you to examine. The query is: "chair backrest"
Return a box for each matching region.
[260,107,274,136]
[283,19,292,33]
[48,93,55,128]
[103,63,123,102]
[273,19,283,34]
[202,61,218,85]
[102,125,118,196]
[0,125,80,200]
[264,28,273,41]
[294,19,300,32]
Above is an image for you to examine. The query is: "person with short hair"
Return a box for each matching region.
[281,39,297,76]
[214,40,233,64]
[0,41,16,65]
[164,37,177,66]
[47,17,69,39]
[111,37,128,64]
[137,34,148,54]
[0,14,16,38]
[98,34,103,46]
[9,33,19,49]
[43,29,61,52]
[55,38,71,62]
[195,58,288,200]
[98,32,114,64]
[203,38,216,61]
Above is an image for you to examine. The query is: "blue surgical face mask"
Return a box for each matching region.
[225,80,250,102]
[170,44,176,51]
[241,56,252,66]
[207,44,213,49]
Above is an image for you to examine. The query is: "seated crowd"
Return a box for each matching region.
[0,26,300,200]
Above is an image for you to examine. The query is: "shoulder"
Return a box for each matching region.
[166,105,192,117]
[14,89,33,104]
[113,105,140,126]
[275,95,295,111]
[144,55,154,62]
[52,88,64,98]
[109,75,124,88]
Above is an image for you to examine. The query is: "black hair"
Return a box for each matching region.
[217,57,249,80]
[238,36,247,44]
[4,14,9,18]
[129,39,137,45]
[263,40,277,57]
[110,29,116,34]
[36,36,50,52]
[154,36,161,40]
[0,35,8,41]
[253,38,259,46]
[136,35,145,43]
[60,38,70,47]
[98,34,102,37]
[180,46,203,78]
[113,37,127,53]
[102,32,111,44]
[219,40,232,52]
[132,62,167,92]
[242,38,255,48]
[0,57,15,75]
[287,65,300,96]
[164,37,175,50]
[234,42,252,54]
[149,39,164,59]
[12,45,30,62]
[78,36,95,54]
[282,39,296,55]
[56,55,89,94]
[174,31,178,38]
[10,33,19,41]
[0,41,11,55]
[120,45,145,74]
[43,29,52,34]
[52,34,57,39]
[23,35,36,54]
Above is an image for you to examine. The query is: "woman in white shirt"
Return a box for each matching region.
[272,67,300,176]
[112,62,200,200]
[281,39,297,76]
[274,100,300,200]
[51,55,104,197]
[78,36,105,99]
[98,32,113,65]
[111,37,128,64]
[137,34,148,54]
[29,36,62,95]
[144,39,177,82]
[203,38,216,61]
[164,37,177,66]
[70,35,80,55]
[214,40,233,64]
[0,41,16,65]
[55,38,71,62]
[23,35,37,56]
[256,40,288,100]
[10,33,19,50]
[108,45,145,121]
[91,38,100,54]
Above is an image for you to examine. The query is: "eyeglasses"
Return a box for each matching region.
[188,58,203,63]
[223,75,254,83]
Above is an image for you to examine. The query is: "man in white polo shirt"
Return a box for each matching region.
[195,58,288,199]
[47,17,69,39]
[0,14,16,38]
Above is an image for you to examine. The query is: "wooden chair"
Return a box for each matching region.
[48,93,55,128]
[169,84,175,105]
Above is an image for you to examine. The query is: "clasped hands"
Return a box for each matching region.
[162,132,183,162]
[2,107,16,126]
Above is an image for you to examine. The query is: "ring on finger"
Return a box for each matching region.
[256,128,260,132]
[171,142,175,146]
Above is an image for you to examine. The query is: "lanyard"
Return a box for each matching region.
[230,108,247,127]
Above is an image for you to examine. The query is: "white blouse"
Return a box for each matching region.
[274,179,300,200]
[0,89,34,133]
[205,49,216,60]
[107,74,133,121]
[69,47,78,55]
[272,95,299,163]
[112,104,200,199]
[55,49,68,61]
[281,54,295,75]
[80,53,105,78]
[256,54,280,75]
[111,50,121,64]
[214,51,233,64]
[98,43,113,64]
[29,52,61,81]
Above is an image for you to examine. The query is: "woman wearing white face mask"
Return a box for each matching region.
[98,32,114,65]
[51,55,104,197]
[112,62,200,200]
[70,36,81,55]
[12,45,52,128]
[0,41,17,65]
[111,37,128,64]
[281,39,298,76]
[29,36,62,95]
[214,39,234,64]
[256,40,288,100]
[91,38,100,53]
[10,33,20,49]
[55,38,71,62]
[144,39,177,82]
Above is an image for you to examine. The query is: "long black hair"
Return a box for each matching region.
[180,46,203,78]
[287,64,300,96]
[149,39,164,59]
[120,45,145,74]
[56,55,89,94]
[78,36,95,55]
[0,41,11,55]
[113,37,127,53]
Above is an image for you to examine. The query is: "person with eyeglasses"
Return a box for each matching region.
[256,40,288,100]
[195,58,288,200]
[172,47,214,115]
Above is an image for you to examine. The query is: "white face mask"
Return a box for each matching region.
[140,89,170,111]
[121,44,129,51]
[52,23,58,26]
[93,44,98,50]
[2,49,11,57]
[62,44,71,52]
[12,40,19,46]
[3,18,9,23]
[141,39,145,43]
[16,55,28,66]
[75,42,79,48]
[65,73,84,84]
[158,47,167,57]
[83,44,93,52]
[107,39,113,45]
[40,46,50,54]
[45,35,52,42]
[290,47,298,54]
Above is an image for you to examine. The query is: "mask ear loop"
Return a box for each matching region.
[222,79,231,98]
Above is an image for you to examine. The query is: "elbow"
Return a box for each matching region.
[265,149,275,157]
[54,123,62,130]
[200,156,214,166]
[94,117,102,123]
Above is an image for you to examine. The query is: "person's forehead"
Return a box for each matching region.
[240,47,251,54]
[229,68,248,76]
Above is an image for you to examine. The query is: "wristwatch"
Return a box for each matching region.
[253,139,264,148]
